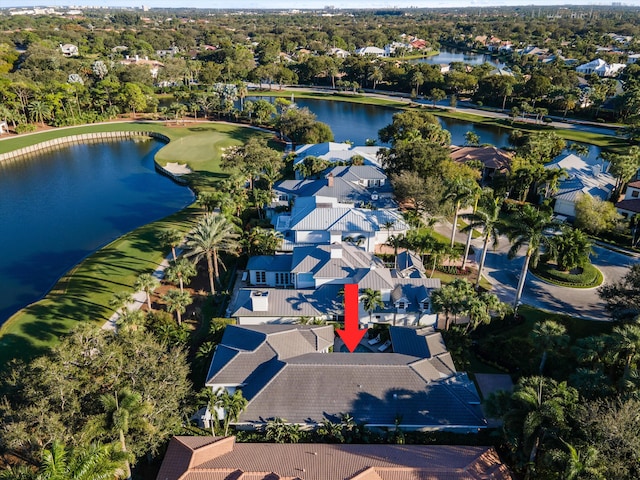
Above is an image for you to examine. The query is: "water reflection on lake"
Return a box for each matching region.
[410,47,504,67]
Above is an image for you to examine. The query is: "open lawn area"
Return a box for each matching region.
[0,121,278,182]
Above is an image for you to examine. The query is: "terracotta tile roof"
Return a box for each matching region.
[157,438,513,480]
[627,180,640,189]
[449,146,513,173]
[616,198,640,214]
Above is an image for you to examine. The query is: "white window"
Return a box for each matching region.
[397,301,406,310]
[255,271,266,284]
[275,272,290,286]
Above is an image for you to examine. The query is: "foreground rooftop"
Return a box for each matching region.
[157,436,513,480]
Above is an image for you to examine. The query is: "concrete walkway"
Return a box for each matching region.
[102,250,179,331]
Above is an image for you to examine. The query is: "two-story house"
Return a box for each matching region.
[232,244,440,326]
[275,196,408,252]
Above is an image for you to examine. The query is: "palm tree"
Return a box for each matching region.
[134,273,158,311]
[99,389,152,480]
[506,204,555,308]
[116,309,146,335]
[198,388,220,435]
[27,100,52,126]
[368,67,384,90]
[37,441,127,480]
[361,288,385,324]
[547,227,593,272]
[185,213,241,294]
[461,194,504,289]
[215,388,248,436]
[531,320,569,373]
[109,291,133,318]
[385,233,405,269]
[245,226,283,256]
[611,324,640,380]
[165,258,197,293]
[411,70,424,96]
[265,417,301,443]
[159,228,183,261]
[237,82,248,112]
[558,441,604,480]
[443,177,482,248]
[163,289,193,326]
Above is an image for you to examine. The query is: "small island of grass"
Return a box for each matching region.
[531,262,603,288]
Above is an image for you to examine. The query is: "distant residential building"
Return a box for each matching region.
[272,165,393,210]
[329,47,350,58]
[627,53,640,65]
[449,145,513,184]
[120,55,164,78]
[293,142,383,173]
[489,66,515,76]
[616,180,640,218]
[59,43,79,57]
[355,46,385,57]
[384,41,412,56]
[155,46,179,57]
[545,153,616,218]
[576,58,626,77]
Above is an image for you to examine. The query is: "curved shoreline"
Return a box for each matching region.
[0,121,278,365]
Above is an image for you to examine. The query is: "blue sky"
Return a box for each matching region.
[4,1,640,8]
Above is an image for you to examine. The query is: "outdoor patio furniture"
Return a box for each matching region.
[368,334,381,345]
[378,340,392,352]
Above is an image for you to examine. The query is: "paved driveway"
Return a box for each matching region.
[480,242,637,320]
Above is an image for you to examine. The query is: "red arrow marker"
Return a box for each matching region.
[336,283,368,353]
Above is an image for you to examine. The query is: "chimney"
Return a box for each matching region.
[327,172,334,187]
[591,164,601,176]
[135,54,139,61]
[330,246,343,259]
[250,291,269,311]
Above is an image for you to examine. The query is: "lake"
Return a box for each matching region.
[411,47,504,67]
[253,97,603,163]
[0,139,194,325]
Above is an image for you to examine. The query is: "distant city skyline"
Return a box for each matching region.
[3,0,640,9]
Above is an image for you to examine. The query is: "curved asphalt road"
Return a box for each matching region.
[478,239,637,320]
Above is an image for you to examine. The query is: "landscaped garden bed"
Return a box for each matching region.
[531,262,603,288]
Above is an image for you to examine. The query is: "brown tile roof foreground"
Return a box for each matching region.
[157,436,513,480]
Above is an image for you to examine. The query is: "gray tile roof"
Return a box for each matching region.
[231,288,324,318]
[246,254,292,272]
[389,326,448,359]
[205,324,485,430]
[239,361,485,428]
[396,251,426,274]
[290,244,379,274]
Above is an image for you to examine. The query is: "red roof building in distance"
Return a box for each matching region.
[157,436,513,480]
[449,146,514,185]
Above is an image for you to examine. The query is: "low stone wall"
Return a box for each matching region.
[0,130,190,184]
[0,130,170,163]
